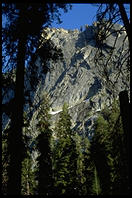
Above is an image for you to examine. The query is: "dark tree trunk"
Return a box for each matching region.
[7,9,27,194]
[117,4,130,193]
[119,91,130,141]
[119,90,130,194]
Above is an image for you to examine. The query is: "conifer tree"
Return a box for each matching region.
[106,100,129,195]
[2,130,10,195]
[36,93,53,195]
[91,166,101,195]
[82,137,94,195]
[53,103,78,195]
[2,4,71,194]
[21,151,36,195]
[91,99,129,195]
[75,135,93,195]
[75,134,86,195]
[21,111,37,195]
[90,115,111,195]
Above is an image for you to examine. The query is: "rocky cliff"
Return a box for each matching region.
[2,22,130,140]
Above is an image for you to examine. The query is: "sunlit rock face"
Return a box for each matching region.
[27,23,129,138]
[2,22,129,139]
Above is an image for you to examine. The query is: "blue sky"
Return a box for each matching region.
[2,3,130,73]
[51,3,130,30]
[2,3,130,30]
[51,4,98,30]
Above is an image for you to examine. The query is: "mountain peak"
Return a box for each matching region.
[2,22,129,137]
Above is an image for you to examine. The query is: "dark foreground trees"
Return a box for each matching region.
[93,4,130,194]
[51,100,128,195]
[53,103,78,195]
[53,103,93,196]
[2,97,129,195]
[36,93,53,195]
[2,3,71,195]
[94,2,130,143]
[91,100,130,195]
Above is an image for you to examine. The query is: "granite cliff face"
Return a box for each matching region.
[2,22,129,139]
[26,23,129,138]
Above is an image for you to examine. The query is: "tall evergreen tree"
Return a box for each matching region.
[2,130,10,195]
[21,112,36,195]
[74,135,94,195]
[106,100,129,195]
[21,151,36,195]
[91,166,101,195]
[6,5,27,194]
[75,134,87,195]
[36,93,53,195]
[2,3,71,194]
[53,103,78,195]
[90,115,111,195]
[82,137,94,195]
[91,99,129,195]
